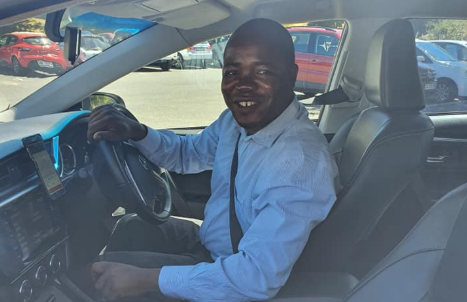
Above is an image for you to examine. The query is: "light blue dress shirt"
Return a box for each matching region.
[134,98,339,301]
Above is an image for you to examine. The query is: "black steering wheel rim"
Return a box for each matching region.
[91,105,172,224]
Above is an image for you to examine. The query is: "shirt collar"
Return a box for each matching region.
[235,96,302,147]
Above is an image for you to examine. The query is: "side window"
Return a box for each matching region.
[314,34,339,56]
[416,48,432,64]
[7,36,18,45]
[290,32,311,53]
[444,44,459,60]
[0,36,7,46]
[411,19,467,112]
[461,47,467,61]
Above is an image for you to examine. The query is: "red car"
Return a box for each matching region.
[0,32,67,75]
[288,27,342,96]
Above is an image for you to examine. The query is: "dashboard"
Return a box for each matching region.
[0,111,91,302]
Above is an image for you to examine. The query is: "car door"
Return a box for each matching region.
[0,35,14,64]
[306,32,339,93]
[289,31,313,92]
[421,114,467,201]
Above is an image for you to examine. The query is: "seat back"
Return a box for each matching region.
[343,182,467,302]
[293,19,434,278]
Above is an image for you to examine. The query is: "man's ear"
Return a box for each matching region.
[289,63,299,86]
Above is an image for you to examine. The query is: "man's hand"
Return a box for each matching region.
[87,105,147,143]
[92,261,160,301]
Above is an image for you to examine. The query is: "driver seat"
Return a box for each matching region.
[291,19,434,283]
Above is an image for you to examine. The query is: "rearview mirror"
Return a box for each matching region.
[82,92,126,111]
[417,55,425,63]
[64,27,81,65]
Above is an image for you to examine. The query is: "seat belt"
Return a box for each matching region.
[230,134,243,254]
[430,196,467,301]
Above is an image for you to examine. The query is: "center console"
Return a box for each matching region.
[0,185,68,302]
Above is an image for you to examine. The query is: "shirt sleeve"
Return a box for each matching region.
[131,111,227,174]
[158,147,337,301]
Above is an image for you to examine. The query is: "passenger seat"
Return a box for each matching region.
[293,18,435,281]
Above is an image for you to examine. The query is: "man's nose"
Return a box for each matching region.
[235,73,258,91]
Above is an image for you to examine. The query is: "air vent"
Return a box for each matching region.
[0,151,36,191]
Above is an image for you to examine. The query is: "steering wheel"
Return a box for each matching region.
[91,104,171,224]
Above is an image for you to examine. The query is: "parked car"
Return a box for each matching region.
[0,32,66,75]
[147,52,178,71]
[110,28,140,45]
[432,40,467,62]
[177,42,213,69]
[77,34,111,64]
[98,32,115,43]
[416,40,467,102]
[208,35,230,67]
[418,62,438,103]
[288,27,342,97]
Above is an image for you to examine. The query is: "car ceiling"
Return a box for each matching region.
[2,0,467,29]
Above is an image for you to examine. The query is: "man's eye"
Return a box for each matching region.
[258,70,271,75]
[224,70,236,76]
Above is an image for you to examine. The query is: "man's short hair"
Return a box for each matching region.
[226,18,296,66]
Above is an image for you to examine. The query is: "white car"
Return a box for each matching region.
[431,40,467,62]
[176,42,213,69]
[416,40,467,102]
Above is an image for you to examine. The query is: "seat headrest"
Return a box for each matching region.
[364,19,425,111]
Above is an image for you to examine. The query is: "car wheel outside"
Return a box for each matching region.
[212,51,222,68]
[161,62,170,71]
[177,53,185,69]
[436,79,458,103]
[11,57,27,76]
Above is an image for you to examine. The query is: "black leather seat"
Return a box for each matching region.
[341,182,467,302]
[292,19,435,282]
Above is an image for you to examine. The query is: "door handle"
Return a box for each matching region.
[311,59,317,63]
[427,155,449,164]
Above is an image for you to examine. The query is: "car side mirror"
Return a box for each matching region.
[82,92,126,111]
[417,55,425,63]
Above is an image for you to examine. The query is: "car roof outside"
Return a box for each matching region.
[7,32,47,38]
[287,26,342,37]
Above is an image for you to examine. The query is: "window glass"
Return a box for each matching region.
[7,36,17,45]
[23,37,53,45]
[411,19,467,113]
[461,47,467,61]
[290,32,311,53]
[0,12,153,111]
[315,34,339,56]
[444,44,459,59]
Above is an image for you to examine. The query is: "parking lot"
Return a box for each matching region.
[0,65,466,129]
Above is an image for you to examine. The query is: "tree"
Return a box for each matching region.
[423,20,467,40]
[0,18,44,35]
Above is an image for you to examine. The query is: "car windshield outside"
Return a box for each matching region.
[417,41,457,61]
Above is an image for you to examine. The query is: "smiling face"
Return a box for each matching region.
[221,20,298,135]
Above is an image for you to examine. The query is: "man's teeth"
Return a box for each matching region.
[239,101,256,107]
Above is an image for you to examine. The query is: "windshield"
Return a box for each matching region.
[0,12,153,111]
[417,41,457,61]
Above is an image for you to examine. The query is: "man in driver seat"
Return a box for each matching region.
[87,18,339,302]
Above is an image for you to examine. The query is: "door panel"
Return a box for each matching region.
[169,170,212,220]
[421,114,467,201]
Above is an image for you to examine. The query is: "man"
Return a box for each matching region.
[87,18,339,301]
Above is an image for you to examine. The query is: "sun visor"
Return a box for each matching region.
[149,1,230,30]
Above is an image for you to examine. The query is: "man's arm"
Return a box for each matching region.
[87,105,227,174]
